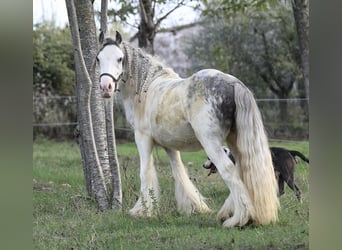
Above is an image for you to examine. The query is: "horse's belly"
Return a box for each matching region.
[151,119,202,151]
[148,79,202,151]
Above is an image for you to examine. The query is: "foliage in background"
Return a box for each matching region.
[106,0,137,23]
[201,0,278,17]
[33,22,75,96]
[183,2,305,127]
[184,2,300,99]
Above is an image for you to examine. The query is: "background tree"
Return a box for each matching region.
[291,0,309,118]
[291,0,309,98]
[200,0,309,98]
[107,0,198,54]
[200,0,277,17]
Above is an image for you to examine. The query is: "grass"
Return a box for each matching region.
[33,138,309,249]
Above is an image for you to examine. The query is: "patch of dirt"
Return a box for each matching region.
[33,179,72,192]
[33,181,55,192]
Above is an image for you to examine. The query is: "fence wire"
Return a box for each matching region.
[33,96,309,141]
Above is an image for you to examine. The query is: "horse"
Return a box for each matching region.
[95,31,279,227]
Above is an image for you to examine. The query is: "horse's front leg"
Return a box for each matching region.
[129,131,160,217]
[165,148,211,215]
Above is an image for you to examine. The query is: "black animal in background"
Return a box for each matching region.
[203,147,309,202]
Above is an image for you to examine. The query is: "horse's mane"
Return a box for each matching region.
[121,42,177,96]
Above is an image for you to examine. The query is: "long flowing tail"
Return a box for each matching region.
[289,150,309,164]
[234,83,280,225]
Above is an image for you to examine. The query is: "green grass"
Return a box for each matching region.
[33,138,309,249]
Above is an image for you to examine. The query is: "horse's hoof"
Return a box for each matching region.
[217,209,233,223]
[222,216,249,228]
[129,208,151,218]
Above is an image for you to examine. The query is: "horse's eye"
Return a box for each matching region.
[118,57,123,63]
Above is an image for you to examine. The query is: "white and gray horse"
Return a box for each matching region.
[96,31,279,227]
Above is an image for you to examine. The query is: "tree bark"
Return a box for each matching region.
[100,0,109,34]
[105,99,122,209]
[136,0,186,54]
[292,0,309,98]
[65,0,109,210]
[138,0,155,54]
[100,0,122,209]
[74,0,113,195]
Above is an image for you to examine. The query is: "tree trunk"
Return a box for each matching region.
[279,98,288,125]
[100,0,122,209]
[100,0,109,34]
[292,0,309,119]
[138,0,155,54]
[292,0,309,98]
[65,0,109,210]
[105,99,122,209]
[74,0,113,194]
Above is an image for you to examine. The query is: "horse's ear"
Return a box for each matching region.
[99,30,104,44]
[115,31,122,45]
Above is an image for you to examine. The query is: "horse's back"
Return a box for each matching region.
[190,69,242,85]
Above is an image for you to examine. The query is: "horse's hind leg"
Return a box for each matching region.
[217,138,238,223]
[165,148,211,214]
[199,139,254,227]
[129,131,160,217]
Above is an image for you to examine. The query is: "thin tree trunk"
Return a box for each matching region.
[292,0,309,98]
[138,0,155,54]
[105,99,122,209]
[65,0,109,210]
[135,0,186,54]
[100,0,109,34]
[100,0,122,209]
[279,99,288,125]
[292,0,309,121]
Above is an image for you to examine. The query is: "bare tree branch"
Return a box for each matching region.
[129,32,139,42]
[155,0,185,29]
[139,0,153,27]
[158,20,205,34]
[129,20,204,42]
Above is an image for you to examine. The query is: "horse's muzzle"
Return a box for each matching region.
[100,83,114,98]
[102,91,113,98]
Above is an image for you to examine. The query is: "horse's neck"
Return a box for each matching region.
[119,44,144,127]
[119,43,179,127]
[121,43,164,96]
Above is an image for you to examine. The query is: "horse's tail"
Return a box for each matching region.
[289,150,309,164]
[233,83,280,225]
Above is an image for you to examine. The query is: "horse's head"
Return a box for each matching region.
[96,31,124,98]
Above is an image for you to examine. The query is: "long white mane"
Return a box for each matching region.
[120,42,177,98]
